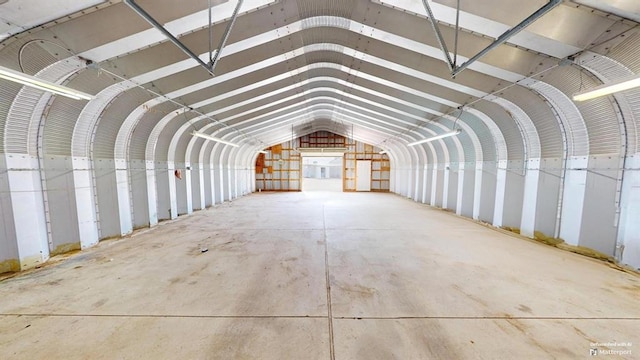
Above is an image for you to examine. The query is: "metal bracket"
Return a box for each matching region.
[124,0,244,77]
[422,0,562,78]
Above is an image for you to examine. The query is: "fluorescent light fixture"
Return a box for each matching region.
[573,74,640,101]
[191,131,240,147]
[0,65,95,101]
[408,129,461,146]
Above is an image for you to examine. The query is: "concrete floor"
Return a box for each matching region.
[0,191,638,359]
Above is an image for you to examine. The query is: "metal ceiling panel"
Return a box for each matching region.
[543,66,620,156]
[129,101,180,160]
[608,32,640,72]
[375,0,581,58]
[92,87,152,159]
[154,111,197,162]
[498,86,563,159]
[590,42,640,154]
[42,70,115,156]
[526,5,618,50]
[3,84,42,155]
[432,0,548,27]
[296,0,357,18]
[1,0,637,171]
[432,0,617,50]
[572,0,640,23]
[473,101,525,161]
[0,0,106,41]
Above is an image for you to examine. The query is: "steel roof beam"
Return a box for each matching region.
[123,0,246,77]
[450,0,562,77]
[422,0,455,71]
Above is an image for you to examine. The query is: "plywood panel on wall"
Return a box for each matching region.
[255,131,389,192]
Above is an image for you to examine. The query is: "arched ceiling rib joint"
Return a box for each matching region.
[0,0,638,170]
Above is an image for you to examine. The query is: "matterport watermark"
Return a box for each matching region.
[590,341,632,356]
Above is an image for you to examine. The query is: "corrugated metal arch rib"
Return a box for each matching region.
[4,59,86,155]
[542,66,620,156]
[472,100,526,161]
[577,51,638,155]
[487,97,541,160]
[499,86,563,159]
[524,79,589,158]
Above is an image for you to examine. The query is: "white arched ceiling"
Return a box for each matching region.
[0,2,632,163]
[3,10,592,159]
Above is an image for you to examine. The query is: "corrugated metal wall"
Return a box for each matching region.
[92,88,152,159]
[501,86,563,159]
[543,66,620,156]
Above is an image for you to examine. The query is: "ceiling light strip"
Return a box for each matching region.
[407,129,461,146]
[0,65,94,100]
[573,74,640,101]
[191,131,240,147]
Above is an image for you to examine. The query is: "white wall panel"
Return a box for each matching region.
[429,164,439,206]
[534,159,562,238]
[0,155,19,267]
[115,159,133,235]
[129,159,150,229]
[155,162,172,221]
[71,157,98,248]
[145,161,159,226]
[421,165,429,204]
[521,159,541,238]
[494,160,525,229]
[2,154,48,270]
[559,157,588,245]
[44,156,81,253]
[445,164,459,211]
[95,159,126,238]
[459,162,475,217]
[175,162,189,215]
[502,164,525,229]
[192,163,205,210]
[580,155,619,255]
[618,154,640,268]
[478,161,497,223]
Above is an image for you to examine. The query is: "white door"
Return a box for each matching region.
[356,160,372,191]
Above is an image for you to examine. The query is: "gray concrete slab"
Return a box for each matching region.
[0,192,638,359]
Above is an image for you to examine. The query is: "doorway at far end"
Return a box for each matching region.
[301,156,343,191]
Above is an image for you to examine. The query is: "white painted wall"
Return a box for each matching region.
[71,157,99,249]
[155,162,172,220]
[1,154,49,270]
[579,155,620,255]
[534,159,562,238]
[559,157,588,246]
[0,155,19,267]
[502,160,525,229]
[129,159,150,228]
[44,156,81,252]
[95,159,122,238]
[174,161,189,216]
[446,164,459,212]
[458,162,475,217]
[618,154,640,268]
[478,161,497,223]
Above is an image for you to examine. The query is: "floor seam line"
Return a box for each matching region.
[0,314,329,319]
[332,316,640,320]
[323,203,336,360]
